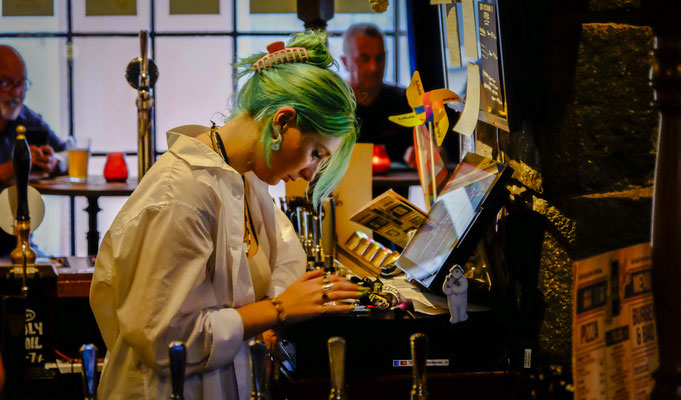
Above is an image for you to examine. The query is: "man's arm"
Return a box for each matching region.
[0,160,14,187]
[30,145,64,176]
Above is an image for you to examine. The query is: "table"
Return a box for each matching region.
[31,176,137,256]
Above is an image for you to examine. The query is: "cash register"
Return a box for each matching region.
[279,153,523,398]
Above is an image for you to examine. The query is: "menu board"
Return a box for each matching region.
[572,243,658,399]
[477,2,506,118]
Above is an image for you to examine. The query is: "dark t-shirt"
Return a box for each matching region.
[0,105,66,165]
[355,83,414,163]
[0,106,64,257]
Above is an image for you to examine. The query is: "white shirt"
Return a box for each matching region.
[90,126,305,400]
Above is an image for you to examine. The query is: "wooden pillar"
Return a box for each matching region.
[646,1,681,398]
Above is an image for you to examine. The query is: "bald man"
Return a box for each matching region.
[0,45,66,256]
[0,45,65,187]
[341,23,413,164]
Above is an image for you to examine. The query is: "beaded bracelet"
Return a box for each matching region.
[267,297,287,331]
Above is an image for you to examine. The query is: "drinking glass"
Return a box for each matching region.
[67,137,91,183]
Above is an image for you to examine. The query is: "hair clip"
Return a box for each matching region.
[253,41,310,73]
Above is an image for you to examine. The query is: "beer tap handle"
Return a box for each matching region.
[139,30,149,89]
[327,336,347,400]
[312,213,324,267]
[312,213,320,247]
[10,125,37,266]
[168,341,186,400]
[296,206,306,245]
[249,339,268,400]
[306,210,315,248]
[410,333,428,400]
[13,125,30,221]
[79,344,98,400]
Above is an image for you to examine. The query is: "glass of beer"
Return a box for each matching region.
[67,137,91,182]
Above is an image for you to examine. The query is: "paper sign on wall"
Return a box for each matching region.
[86,0,136,16]
[453,62,481,137]
[2,0,53,16]
[572,243,658,399]
[461,0,479,59]
[170,0,219,15]
[250,0,374,14]
[445,3,461,67]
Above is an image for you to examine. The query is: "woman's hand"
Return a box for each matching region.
[275,269,366,326]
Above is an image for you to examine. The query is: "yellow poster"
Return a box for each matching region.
[572,243,658,400]
[250,0,373,14]
[85,0,136,16]
[2,0,53,16]
[170,0,219,15]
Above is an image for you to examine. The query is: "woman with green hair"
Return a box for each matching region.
[90,30,364,399]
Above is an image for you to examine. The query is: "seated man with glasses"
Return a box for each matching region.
[0,45,67,257]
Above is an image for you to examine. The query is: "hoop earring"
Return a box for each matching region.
[271,126,282,151]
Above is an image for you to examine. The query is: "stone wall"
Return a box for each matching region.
[474,5,657,366]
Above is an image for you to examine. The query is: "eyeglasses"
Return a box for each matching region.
[0,78,32,92]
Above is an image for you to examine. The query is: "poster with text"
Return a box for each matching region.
[572,242,658,400]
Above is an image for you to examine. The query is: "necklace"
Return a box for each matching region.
[209,122,258,257]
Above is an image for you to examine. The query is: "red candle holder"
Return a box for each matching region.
[104,152,129,182]
[372,144,391,174]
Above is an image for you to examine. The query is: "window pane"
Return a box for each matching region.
[2,38,70,256]
[399,0,407,32]
[72,1,150,32]
[398,35,411,87]
[327,10,395,32]
[74,196,89,256]
[3,38,69,141]
[155,0,233,32]
[0,4,67,32]
[72,37,139,152]
[155,36,234,151]
[236,2,304,32]
[32,195,70,257]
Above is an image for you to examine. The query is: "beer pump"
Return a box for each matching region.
[10,125,35,266]
[290,199,335,272]
[249,339,269,400]
[80,343,98,400]
[410,333,428,400]
[125,30,159,181]
[0,125,54,398]
[327,336,347,400]
[168,341,187,400]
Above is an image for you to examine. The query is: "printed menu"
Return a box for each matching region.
[572,243,658,400]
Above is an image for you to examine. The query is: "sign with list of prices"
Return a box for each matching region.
[572,243,658,400]
[477,1,506,119]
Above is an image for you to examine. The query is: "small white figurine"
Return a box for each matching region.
[442,265,468,324]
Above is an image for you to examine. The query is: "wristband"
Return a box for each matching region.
[267,297,286,330]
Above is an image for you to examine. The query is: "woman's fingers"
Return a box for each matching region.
[323,290,366,302]
[324,280,362,291]
[320,303,356,314]
[297,269,324,282]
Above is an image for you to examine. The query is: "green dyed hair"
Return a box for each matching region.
[232,30,357,207]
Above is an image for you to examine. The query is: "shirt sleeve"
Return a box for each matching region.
[45,126,66,152]
[91,201,245,375]
[28,109,66,152]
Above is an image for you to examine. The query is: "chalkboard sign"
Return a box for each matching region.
[478,2,506,119]
[439,0,527,132]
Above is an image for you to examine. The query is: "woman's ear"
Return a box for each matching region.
[273,106,297,131]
